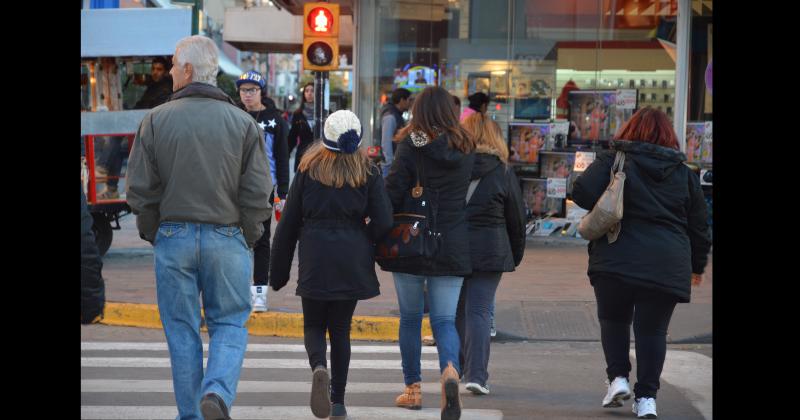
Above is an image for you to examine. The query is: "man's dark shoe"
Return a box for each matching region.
[200,393,231,420]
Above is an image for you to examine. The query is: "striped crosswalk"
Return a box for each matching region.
[81,341,503,419]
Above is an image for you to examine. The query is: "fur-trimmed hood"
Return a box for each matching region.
[403,131,468,169]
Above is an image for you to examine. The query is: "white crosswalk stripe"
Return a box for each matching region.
[81,379,462,394]
[81,342,439,353]
[82,341,504,419]
[82,357,440,369]
[81,406,503,419]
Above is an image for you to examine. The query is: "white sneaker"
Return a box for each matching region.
[465,382,490,395]
[602,376,631,408]
[632,397,657,418]
[251,285,268,312]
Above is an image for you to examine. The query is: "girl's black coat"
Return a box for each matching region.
[270,167,393,300]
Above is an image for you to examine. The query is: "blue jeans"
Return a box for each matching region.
[97,136,125,188]
[455,272,502,386]
[154,222,253,420]
[393,273,463,385]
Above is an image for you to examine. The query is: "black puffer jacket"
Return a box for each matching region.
[270,166,393,301]
[383,132,476,277]
[572,140,711,302]
[466,152,526,272]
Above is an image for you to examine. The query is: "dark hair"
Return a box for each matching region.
[261,95,277,110]
[614,107,679,150]
[453,95,461,107]
[152,56,172,72]
[391,88,412,105]
[395,86,475,154]
[468,92,489,111]
[296,82,314,113]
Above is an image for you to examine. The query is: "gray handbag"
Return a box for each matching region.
[578,151,626,243]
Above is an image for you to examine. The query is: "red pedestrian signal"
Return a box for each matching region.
[303,3,339,37]
[308,7,334,35]
[302,2,340,71]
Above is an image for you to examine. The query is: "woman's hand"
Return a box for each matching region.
[691,273,703,286]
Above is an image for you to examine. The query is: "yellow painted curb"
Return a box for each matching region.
[101,302,432,342]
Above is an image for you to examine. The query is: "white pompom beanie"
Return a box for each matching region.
[322,110,363,154]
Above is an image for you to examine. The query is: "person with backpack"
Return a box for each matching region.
[381,86,476,420]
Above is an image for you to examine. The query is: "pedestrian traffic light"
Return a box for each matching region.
[302,2,339,71]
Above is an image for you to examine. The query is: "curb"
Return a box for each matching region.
[105,248,153,258]
[526,236,589,246]
[100,302,431,342]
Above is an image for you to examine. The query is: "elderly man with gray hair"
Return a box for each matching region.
[126,35,273,420]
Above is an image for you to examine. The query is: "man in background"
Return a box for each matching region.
[379,88,411,177]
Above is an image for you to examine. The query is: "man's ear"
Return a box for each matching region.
[184,63,194,81]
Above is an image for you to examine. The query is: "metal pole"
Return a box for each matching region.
[323,71,330,116]
[674,0,691,152]
[314,71,324,140]
[192,0,204,35]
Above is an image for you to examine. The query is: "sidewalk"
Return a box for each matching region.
[101,214,712,343]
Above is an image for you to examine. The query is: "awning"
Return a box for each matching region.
[81,8,191,57]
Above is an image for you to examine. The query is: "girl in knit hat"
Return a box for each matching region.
[270,110,393,420]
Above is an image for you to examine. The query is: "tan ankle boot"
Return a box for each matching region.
[395,382,422,410]
[441,362,461,420]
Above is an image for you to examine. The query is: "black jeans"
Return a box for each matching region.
[253,219,272,286]
[302,298,358,404]
[455,272,502,386]
[592,275,678,399]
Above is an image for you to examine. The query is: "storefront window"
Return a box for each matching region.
[686,0,712,168]
[356,0,686,145]
[354,0,704,236]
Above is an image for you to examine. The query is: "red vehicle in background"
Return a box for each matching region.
[81,6,191,254]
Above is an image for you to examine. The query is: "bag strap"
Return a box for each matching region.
[415,149,425,189]
[610,151,626,177]
[465,178,481,204]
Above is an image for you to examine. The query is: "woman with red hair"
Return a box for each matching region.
[572,107,711,419]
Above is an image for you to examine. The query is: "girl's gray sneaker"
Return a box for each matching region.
[330,402,348,420]
[310,366,331,418]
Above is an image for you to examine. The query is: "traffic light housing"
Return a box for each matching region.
[302,2,339,71]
